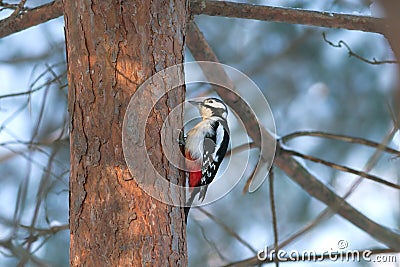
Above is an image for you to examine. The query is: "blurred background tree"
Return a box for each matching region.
[0,0,399,266]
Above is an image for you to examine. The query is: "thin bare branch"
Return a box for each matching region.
[281,130,400,157]
[198,207,258,254]
[19,223,68,235]
[0,145,68,186]
[6,0,28,22]
[0,239,50,267]
[268,169,279,267]
[322,32,397,64]
[242,159,258,194]
[282,147,400,190]
[0,63,67,100]
[194,220,229,262]
[191,0,389,34]
[0,44,65,64]
[225,142,257,158]
[0,1,26,12]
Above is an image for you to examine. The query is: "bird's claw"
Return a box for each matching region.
[177,129,186,146]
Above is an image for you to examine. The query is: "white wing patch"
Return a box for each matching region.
[212,123,225,160]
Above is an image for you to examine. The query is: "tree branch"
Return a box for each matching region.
[0,0,390,39]
[0,0,63,39]
[191,0,389,34]
[187,20,400,250]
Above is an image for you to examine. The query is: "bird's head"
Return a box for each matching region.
[189,98,228,120]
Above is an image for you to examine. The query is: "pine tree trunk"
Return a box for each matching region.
[63,0,187,265]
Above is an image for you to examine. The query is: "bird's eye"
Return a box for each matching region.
[208,99,214,103]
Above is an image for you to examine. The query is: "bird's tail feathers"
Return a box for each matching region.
[184,187,200,223]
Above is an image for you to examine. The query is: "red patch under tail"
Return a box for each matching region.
[185,152,202,190]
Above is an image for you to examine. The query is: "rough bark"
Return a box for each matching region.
[63,0,187,266]
[379,0,400,126]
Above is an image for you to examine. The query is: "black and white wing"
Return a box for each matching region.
[198,120,230,201]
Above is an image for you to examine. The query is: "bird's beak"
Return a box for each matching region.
[188,100,202,107]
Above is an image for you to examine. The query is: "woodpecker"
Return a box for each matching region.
[182,98,230,223]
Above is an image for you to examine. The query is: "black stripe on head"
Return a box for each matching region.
[202,98,227,112]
